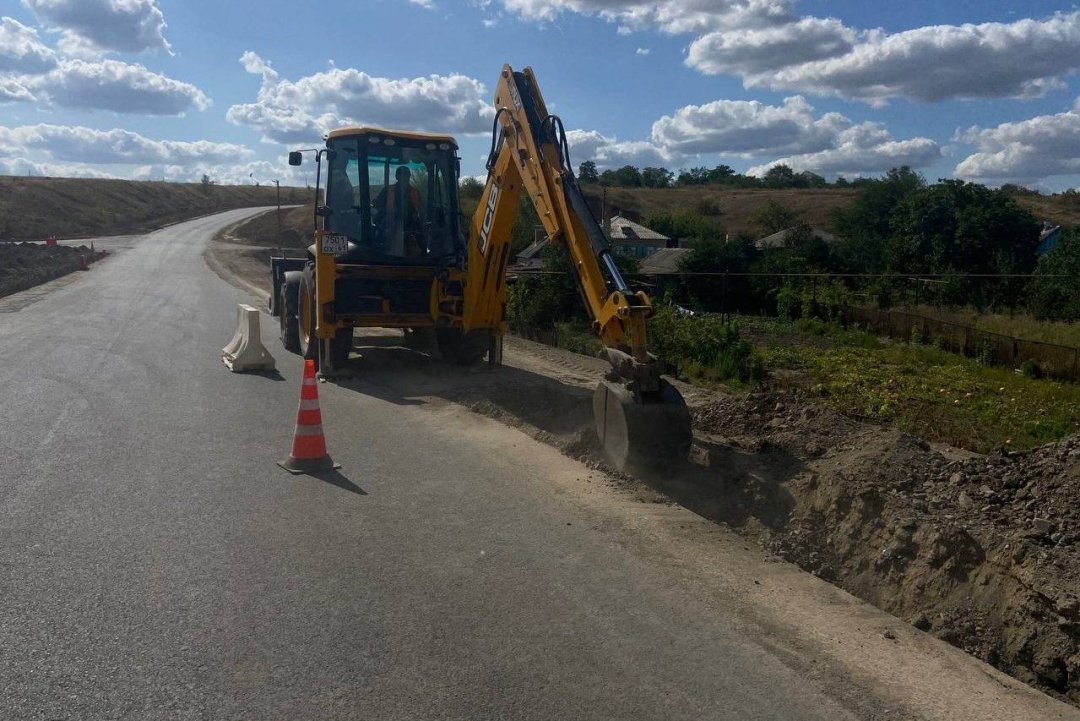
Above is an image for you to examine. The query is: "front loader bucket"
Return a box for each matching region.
[593,379,692,472]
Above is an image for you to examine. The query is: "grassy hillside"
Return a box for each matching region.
[1012,192,1080,227]
[0,177,313,241]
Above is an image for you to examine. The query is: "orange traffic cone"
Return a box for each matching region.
[77,255,89,271]
[278,358,340,474]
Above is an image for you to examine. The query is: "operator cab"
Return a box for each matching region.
[316,127,462,265]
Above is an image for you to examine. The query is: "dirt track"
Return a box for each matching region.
[209,217,1079,707]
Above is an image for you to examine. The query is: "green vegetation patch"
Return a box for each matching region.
[748,317,1080,453]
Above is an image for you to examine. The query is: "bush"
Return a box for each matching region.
[648,305,764,383]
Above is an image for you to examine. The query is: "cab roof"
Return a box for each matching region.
[326,126,458,147]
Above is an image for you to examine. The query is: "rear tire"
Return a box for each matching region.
[279,279,300,353]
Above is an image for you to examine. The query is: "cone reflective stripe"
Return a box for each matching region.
[278,359,340,474]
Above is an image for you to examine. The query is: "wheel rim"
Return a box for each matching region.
[299,284,313,354]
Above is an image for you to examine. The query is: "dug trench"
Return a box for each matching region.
[210,222,1079,709]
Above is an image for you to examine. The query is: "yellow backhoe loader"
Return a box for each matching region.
[270,64,692,470]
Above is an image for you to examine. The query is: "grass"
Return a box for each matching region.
[745,316,1080,453]
[894,304,1080,348]
[0,176,312,241]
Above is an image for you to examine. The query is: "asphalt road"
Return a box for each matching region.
[0,210,1068,720]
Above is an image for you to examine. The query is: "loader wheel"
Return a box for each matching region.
[278,280,301,353]
[437,327,489,366]
[297,268,317,361]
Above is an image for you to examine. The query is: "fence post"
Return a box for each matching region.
[721,272,728,323]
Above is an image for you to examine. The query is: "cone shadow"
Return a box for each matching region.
[307,468,366,495]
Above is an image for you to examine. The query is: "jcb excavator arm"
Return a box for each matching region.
[463,64,692,469]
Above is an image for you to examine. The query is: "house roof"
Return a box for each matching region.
[755,226,839,250]
[608,215,669,242]
[638,247,692,275]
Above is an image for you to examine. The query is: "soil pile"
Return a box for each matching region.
[0,243,104,298]
[693,392,1080,705]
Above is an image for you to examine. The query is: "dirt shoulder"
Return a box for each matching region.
[208,228,1080,712]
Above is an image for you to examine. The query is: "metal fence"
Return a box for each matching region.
[842,306,1080,381]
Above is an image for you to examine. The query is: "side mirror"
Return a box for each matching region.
[315,205,332,218]
[288,151,303,166]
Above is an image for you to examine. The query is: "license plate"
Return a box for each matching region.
[321,234,348,255]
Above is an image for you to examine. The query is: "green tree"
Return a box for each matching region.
[707,165,736,184]
[762,164,797,188]
[578,160,599,183]
[888,180,1040,307]
[797,171,827,188]
[831,166,926,274]
[645,211,723,243]
[458,176,485,219]
[1029,228,1080,320]
[641,166,673,188]
[611,165,643,187]
[752,200,798,235]
[676,167,709,186]
[678,234,759,311]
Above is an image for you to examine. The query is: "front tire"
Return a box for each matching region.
[297,267,317,361]
[279,279,300,353]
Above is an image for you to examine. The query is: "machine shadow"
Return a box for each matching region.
[325,335,803,531]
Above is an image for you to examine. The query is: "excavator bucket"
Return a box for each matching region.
[593,379,693,472]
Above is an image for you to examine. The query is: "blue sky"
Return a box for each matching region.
[2,0,1080,190]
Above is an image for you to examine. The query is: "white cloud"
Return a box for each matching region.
[650,95,849,157]
[497,0,796,35]
[22,0,172,55]
[239,50,277,82]
[29,59,209,114]
[408,0,435,7]
[0,78,35,103]
[566,129,672,168]
[747,122,940,177]
[753,12,1080,104]
[133,158,306,186]
[569,94,938,177]
[0,155,120,178]
[0,123,251,165]
[635,47,650,55]
[955,100,1080,180]
[686,17,855,76]
[0,16,56,74]
[500,3,1080,105]
[227,52,494,144]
